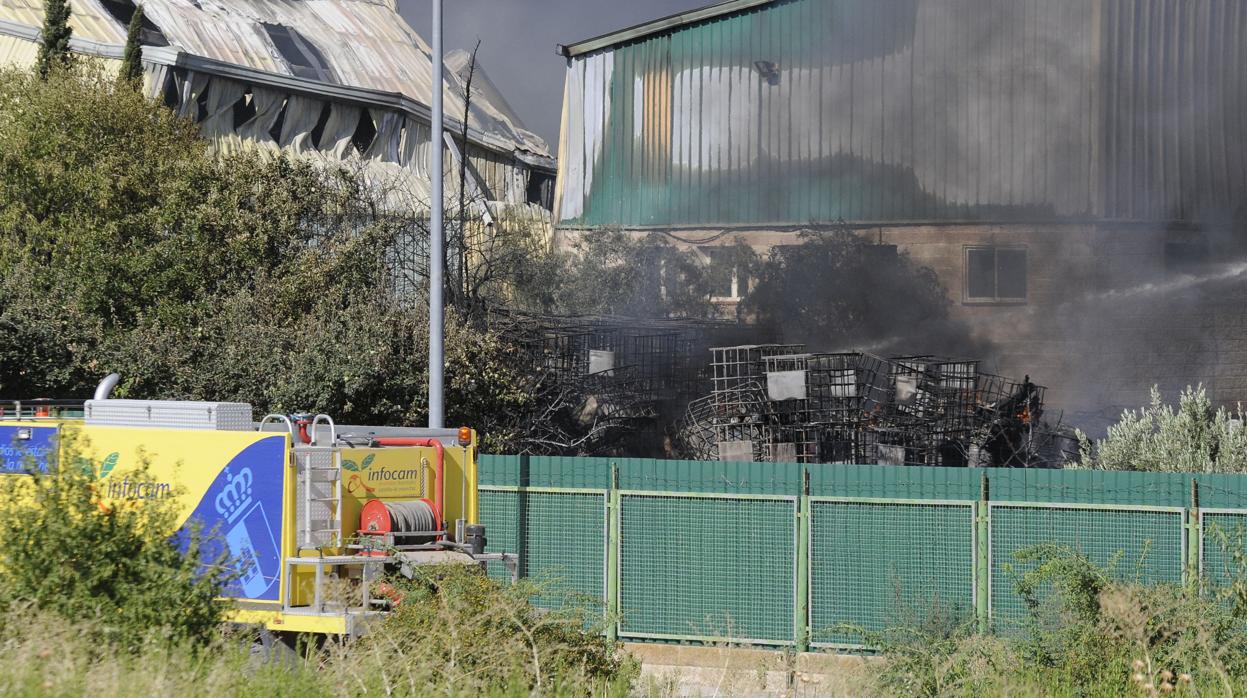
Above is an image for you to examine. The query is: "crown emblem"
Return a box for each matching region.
[215,467,254,524]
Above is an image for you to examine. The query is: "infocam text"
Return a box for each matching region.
[106,476,173,500]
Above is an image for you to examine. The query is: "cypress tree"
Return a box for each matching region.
[118,5,144,86]
[36,0,74,79]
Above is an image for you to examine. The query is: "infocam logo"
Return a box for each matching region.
[87,452,173,500]
[366,467,422,482]
[105,475,173,500]
[342,453,421,482]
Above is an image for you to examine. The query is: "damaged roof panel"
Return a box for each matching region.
[0,0,550,159]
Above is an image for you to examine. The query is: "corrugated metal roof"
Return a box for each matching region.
[555,0,1246,227]
[0,0,550,158]
[559,0,774,58]
[0,0,125,44]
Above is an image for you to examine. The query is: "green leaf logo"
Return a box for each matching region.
[342,459,359,472]
[99,452,119,479]
[361,454,375,470]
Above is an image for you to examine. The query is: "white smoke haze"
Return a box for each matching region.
[404,0,1246,441]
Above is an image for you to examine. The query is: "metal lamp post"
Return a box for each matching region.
[428,0,445,429]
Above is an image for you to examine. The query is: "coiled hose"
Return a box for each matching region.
[381,500,437,533]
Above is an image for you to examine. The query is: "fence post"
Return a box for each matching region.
[1187,478,1200,588]
[606,463,620,642]
[975,473,990,634]
[796,468,810,652]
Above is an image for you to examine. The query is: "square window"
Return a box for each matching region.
[1164,241,1209,274]
[965,246,1027,302]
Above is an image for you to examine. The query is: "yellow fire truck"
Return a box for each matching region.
[0,375,515,637]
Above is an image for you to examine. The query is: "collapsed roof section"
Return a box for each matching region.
[0,0,552,163]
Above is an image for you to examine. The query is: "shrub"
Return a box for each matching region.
[861,620,1017,697]
[342,565,637,695]
[865,543,1247,696]
[1076,385,1247,473]
[0,430,225,652]
[0,64,540,450]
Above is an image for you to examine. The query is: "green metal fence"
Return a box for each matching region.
[478,486,607,609]
[988,503,1186,632]
[809,498,975,648]
[1200,510,1247,589]
[479,455,1247,648]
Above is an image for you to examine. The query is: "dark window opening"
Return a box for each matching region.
[526,171,554,209]
[309,103,332,149]
[268,101,288,142]
[99,0,169,45]
[705,248,750,300]
[965,246,1027,302]
[261,23,335,83]
[232,88,257,130]
[161,69,179,109]
[194,84,211,123]
[351,110,377,154]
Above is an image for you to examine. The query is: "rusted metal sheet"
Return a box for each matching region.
[557,0,1245,227]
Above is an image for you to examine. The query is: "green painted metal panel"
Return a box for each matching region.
[807,463,981,500]
[985,468,1193,507]
[478,454,611,489]
[616,457,803,495]
[809,501,975,646]
[482,456,1247,508]
[1200,512,1247,590]
[1193,475,1247,510]
[619,493,796,643]
[561,0,1247,227]
[478,488,607,609]
[989,504,1185,632]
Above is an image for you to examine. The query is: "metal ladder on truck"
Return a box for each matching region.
[297,414,343,550]
[260,413,343,550]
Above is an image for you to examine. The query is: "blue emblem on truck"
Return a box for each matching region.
[183,437,285,601]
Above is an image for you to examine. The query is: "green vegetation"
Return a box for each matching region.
[527,230,722,319]
[118,5,144,86]
[354,565,635,694]
[0,432,225,651]
[859,544,1247,696]
[0,63,536,451]
[36,0,73,78]
[740,227,984,355]
[1077,386,1247,473]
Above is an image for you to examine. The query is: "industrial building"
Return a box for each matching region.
[0,0,556,213]
[553,0,1247,429]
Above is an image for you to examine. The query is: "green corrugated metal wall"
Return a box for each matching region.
[480,455,1247,647]
[558,0,1247,227]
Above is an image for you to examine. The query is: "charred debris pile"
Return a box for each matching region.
[489,311,751,455]
[675,345,1076,468]
[492,314,1075,467]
